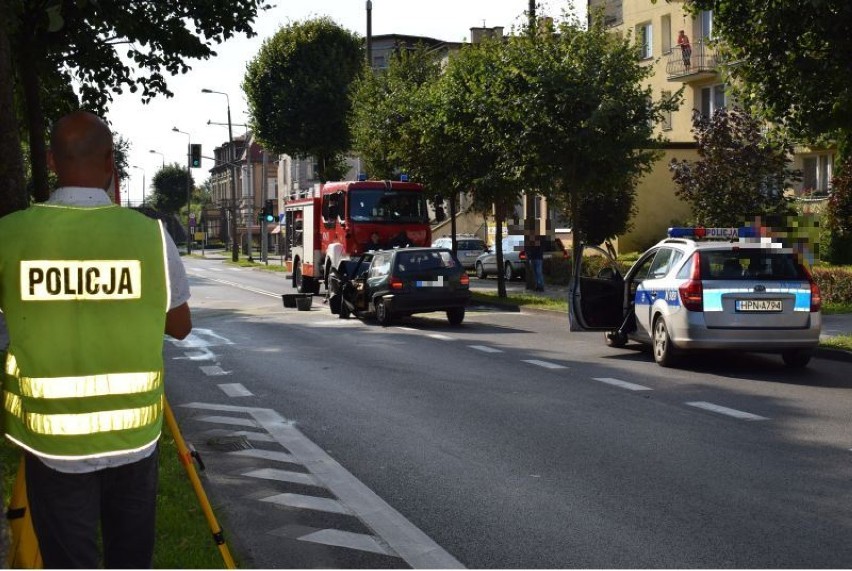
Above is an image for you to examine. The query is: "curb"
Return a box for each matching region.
[814,346,852,363]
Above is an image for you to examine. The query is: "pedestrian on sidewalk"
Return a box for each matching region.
[529,235,545,292]
[0,110,193,569]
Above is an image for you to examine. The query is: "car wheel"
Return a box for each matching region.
[293,262,304,292]
[504,262,515,281]
[375,297,394,326]
[447,307,465,325]
[475,262,487,279]
[605,330,628,348]
[782,348,812,368]
[653,316,677,367]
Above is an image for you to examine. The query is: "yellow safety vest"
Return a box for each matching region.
[0,203,170,460]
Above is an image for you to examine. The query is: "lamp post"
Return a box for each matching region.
[201,88,239,262]
[148,149,165,168]
[172,127,193,255]
[131,165,145,206]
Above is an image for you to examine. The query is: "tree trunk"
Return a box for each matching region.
[0,5,26,217]
[18,34,49,202]
[494,201,507,298]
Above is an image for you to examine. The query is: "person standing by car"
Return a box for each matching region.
[0,110,192,568]
[529,235,545,292]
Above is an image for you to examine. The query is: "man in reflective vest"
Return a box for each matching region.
[0,110,192,568]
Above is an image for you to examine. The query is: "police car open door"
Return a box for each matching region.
[568,244,627,331]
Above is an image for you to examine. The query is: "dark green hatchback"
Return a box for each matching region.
[330,247,471,326]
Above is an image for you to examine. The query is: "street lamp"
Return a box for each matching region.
[149,149,165,168]
[202,88,239,262]
[131,165,145,206]
[172,127,193,255]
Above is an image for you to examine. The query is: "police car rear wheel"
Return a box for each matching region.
[781,348,812,368]
[653,317,677,367]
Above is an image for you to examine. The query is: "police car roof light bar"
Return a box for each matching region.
[667,227,760,240]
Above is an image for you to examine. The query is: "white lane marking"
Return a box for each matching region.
[176,348,218,361]
[196,415,258,428]
[201,365,230,376]
[309,320,364,327]
[522,359,566,369]
[299,529,392,556]
[469,345,503,353]
[169,328,234,348]
[429,334,454,341]
[181,402,464,569]
[201,275,281,298]
[218,383,252,397]
[592,377,652,391]
[396,326,417,331]
[229,448,297,463]
[242,468,318,487]
[685,401,768,421]
[261,493,351,515]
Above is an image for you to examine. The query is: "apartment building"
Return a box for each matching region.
[592,0,834,251]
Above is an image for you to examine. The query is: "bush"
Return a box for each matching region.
[812,266,852,305]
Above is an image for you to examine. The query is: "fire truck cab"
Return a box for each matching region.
[283,180,432,294]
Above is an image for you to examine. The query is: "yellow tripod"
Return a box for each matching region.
[5,400,236,569]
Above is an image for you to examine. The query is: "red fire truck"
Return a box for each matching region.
[283,179,432,294]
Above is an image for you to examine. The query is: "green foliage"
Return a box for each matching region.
[688,0,852,149]
[243,18,363,183]
[151,163,193,215]
[670,107,799,226]
[824,157,852,263]
[812,266,852,306]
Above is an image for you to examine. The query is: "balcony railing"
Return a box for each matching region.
[666,41,718,80]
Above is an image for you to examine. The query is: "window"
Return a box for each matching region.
[699,10,713,41]
[661,90,673,131]
[648,248,683,279]
[637,22,653,59]
[700,84,727,117]
[369,253,392,278]
[802,155,833,194]
[661,15,672,54]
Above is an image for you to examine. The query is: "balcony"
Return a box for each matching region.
[666,41,719,82]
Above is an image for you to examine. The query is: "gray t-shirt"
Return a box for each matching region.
[34,187,191,473]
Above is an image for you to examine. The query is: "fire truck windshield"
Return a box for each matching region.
[348,189,428,224]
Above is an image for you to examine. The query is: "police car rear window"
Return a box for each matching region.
[700,251,807,280]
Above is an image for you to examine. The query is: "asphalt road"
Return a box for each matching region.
[164,256,852,568]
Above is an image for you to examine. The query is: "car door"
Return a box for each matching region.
[568,244,627,331]
[632,248,680,340]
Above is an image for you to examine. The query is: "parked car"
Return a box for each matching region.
[474,235,566,280]
[328,247,471,326]
[568,227,822,368]
[431,235,487,270]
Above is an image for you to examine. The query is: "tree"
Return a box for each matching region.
[688,0,852,153]
[0,0,25,217]
[243,18,363,183]
[670,107,798,227]
[2,0,266,208]
[150,163,193,215]
[505,12,676,262]
[825,157,852,264]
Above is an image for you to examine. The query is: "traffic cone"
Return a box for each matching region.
[6,457,42,568]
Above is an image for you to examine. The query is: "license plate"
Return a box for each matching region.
[416,276,445,287]
[735,299,782,312]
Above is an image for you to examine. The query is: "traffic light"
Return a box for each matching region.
[190,144,201,168]
[263,199,275,223]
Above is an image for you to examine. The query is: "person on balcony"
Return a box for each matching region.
[677,30,692,70]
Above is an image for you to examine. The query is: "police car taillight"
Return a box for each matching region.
[801,265,822,312]
[678,253,703,311]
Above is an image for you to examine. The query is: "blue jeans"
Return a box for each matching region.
[531,259,544,289]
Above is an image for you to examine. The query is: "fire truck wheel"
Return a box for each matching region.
[339,302,351,319]
[375,298,394,326]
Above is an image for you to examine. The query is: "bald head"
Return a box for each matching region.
[48,111,114,189]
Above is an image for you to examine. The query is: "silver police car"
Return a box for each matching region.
[569,227,822,368]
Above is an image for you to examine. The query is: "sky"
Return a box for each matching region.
[108,0,585,204]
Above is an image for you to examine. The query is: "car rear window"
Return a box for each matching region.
[396,251,457,273]
[700,250,807,280]
[457,240,484,251]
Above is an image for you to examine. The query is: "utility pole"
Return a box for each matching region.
[261,149,269,264]
[524,0,538,290]
[366,1,373,67]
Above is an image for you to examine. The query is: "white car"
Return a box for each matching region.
[432,236,486,270]
[569,227,822,368]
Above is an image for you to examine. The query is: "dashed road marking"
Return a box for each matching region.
[261,493,352,515]
[298,529,393,556]
[242,467,319,487]
[201,365,230,376]
[592,377,652,391]
[230,448,297,463]
[522,359,566,369]
[196,415,258,428]
[429,333,454,341]
[218,383,252,397]
[685,401,768,421]
[469,345,503,353]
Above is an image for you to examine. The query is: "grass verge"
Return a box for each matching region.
[471,290,567,311]
[820,334,852,353]
[1,429,227,569]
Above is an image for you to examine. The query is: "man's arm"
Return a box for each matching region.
[165,302,191,339]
